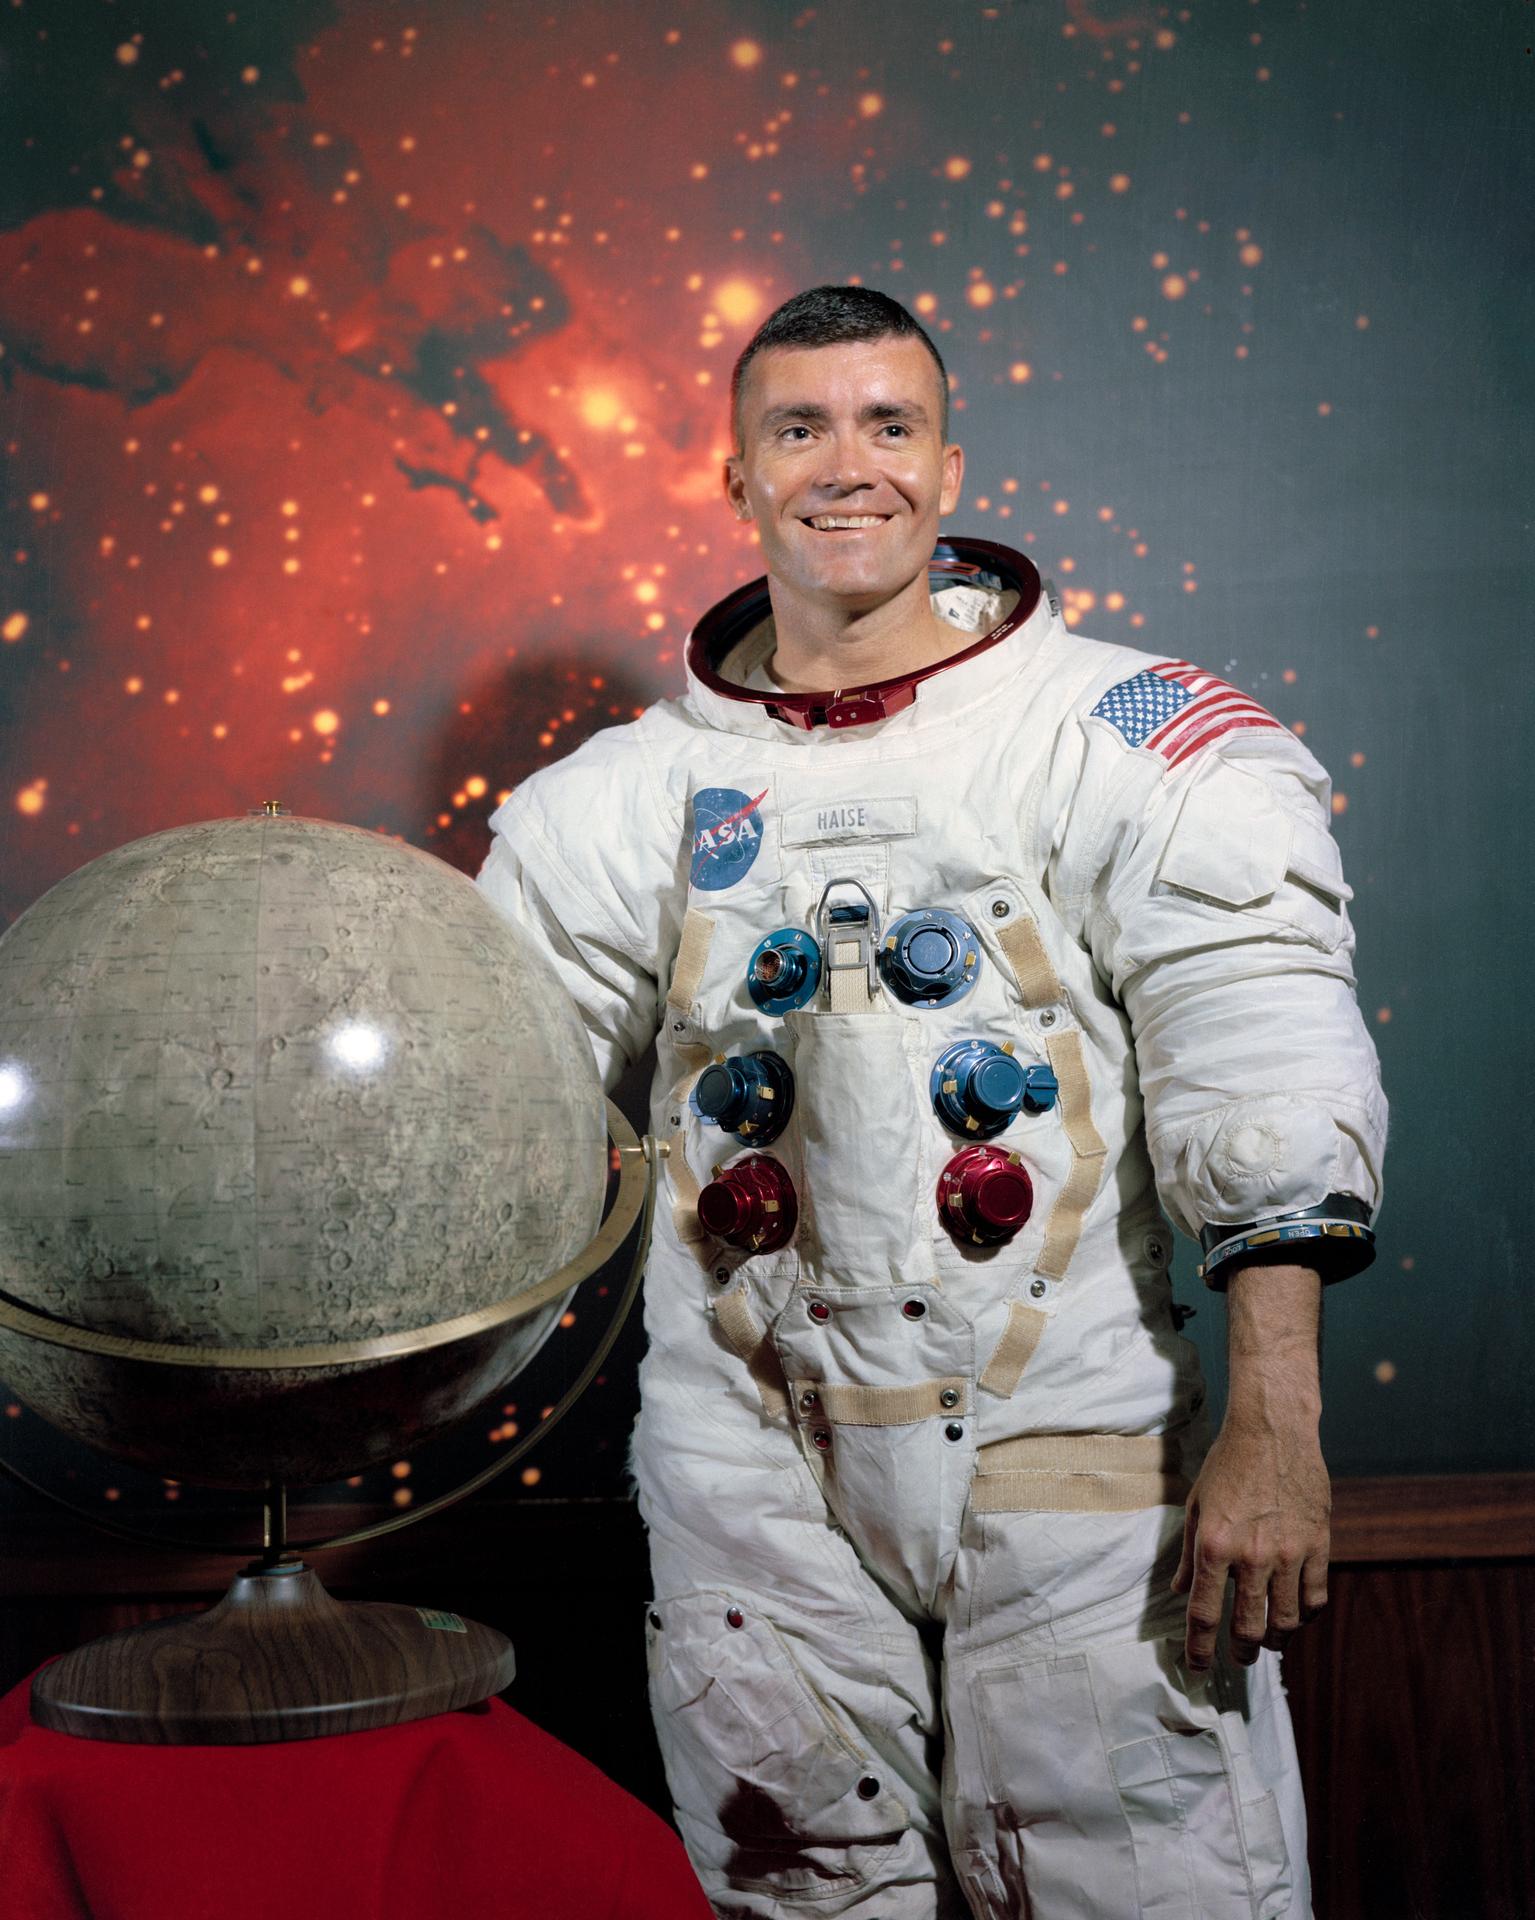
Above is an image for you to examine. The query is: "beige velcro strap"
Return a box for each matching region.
[1034,1029,1108,1281]
[666,907,716,1015]
[996,915,1066,1008]
[711,1288,790,1421]
[993,919,1106,1284]
[972,1430,1189,1514]
[660,913,718,1258]
[828,936,878,1013]
[977,1301,1049,1397]
[1045,1028,1107,1160]
[666,1124,710,1249]
[791,1377,970,1427]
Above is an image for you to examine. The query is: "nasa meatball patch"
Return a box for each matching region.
[690,785,768,891]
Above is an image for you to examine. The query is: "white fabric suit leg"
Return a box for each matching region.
[941,1504,1311,1920]
[635,1356,970,1918]
[639,1397,1313,1919]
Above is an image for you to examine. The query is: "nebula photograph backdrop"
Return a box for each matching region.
[1,0,1529,1515]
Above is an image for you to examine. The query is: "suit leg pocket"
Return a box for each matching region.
[646,1591,909,1898]
[971,1636,1293,1920]
[1110,1724,1291,1919]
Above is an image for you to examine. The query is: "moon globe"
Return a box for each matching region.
[0,810,656,1743]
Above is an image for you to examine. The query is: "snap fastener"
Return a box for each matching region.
[856,1775,881,1800]
[1029,1278,1048,1299]
[812,1428,832,1451]
[1036,1007,1059,1030]
[671,1020,687,1034]
[901,1298,927,1320]
[939,1387,960,1409]
[725,1606,744,1629]
[990,899,1011,919]
[1144,1232,1167,1266]
[648,1610,662,1630]
[799,1389,820,1411]
[808,1299,831,1323]
[944,1423,964,1443]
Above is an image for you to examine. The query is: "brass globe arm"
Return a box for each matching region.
[0,1104,654,1374]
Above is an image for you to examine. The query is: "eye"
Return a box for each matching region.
[878,422,911,438]
[779,425,813,442]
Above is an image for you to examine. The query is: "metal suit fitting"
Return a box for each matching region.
[746,927,823,1014]
[690,1050,795,1146]
[937,1143,1035,1246]
[879,909,982,1008]
[930,1039,1058,1136]
[814,878,881,1005]
[696,1154,798,1255]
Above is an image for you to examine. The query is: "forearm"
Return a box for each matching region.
[1222,1262,1323,1436]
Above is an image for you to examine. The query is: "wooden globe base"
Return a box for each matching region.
[30,1561,517,1744]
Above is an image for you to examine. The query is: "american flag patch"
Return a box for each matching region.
[1090,661,1286,769]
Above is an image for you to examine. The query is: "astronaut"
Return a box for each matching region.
[477,287,1386,1918]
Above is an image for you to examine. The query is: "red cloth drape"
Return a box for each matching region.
[0,1668,712,1920]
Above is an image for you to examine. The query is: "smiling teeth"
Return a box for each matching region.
[808,515,886,530]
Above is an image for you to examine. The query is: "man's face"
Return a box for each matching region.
[724,336,963,614]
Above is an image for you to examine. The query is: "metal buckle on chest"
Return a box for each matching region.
[814,877,881,1004]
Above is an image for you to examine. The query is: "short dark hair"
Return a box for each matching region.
[730,284,950,448]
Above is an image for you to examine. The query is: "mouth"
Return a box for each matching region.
[800,513,892,534]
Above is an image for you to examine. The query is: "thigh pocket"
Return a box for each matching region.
[972,1636,1291,1920]
[1110,1723,1290,1920]
[646,1591,909,1896]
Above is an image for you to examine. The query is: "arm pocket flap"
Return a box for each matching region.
[1284,816,1353,905]
[1157,760,1293,909]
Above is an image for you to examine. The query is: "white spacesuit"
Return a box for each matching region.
[477,540,1386,1920]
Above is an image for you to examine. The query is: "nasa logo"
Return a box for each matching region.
[690,785,768,892]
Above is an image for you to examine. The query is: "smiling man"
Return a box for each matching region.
[721,323,965,692]
[478,286,1386,1918]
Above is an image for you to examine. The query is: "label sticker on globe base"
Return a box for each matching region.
[415,1607,468,1633]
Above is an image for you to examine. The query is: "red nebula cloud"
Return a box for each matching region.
[1,3,914,917]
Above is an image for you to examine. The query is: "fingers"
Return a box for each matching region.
[1228,1559,1273,1665]
[1182,1538,1333,1670]
[1170,1500,1198,1597]
[1175,1469,1332,1674]
[1181,1525,1230,1674]
[1259,1552,1305,1653]
[1300,1546,1330,1622]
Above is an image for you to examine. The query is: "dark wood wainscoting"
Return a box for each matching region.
[3,1475,1532,1919]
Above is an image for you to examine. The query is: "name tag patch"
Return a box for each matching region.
[781,796,917,846]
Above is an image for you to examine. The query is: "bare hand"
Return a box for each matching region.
[1172,1413,1331,1670]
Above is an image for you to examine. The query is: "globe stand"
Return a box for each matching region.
[31,1483,519,1743]
[4,1106,662,1746]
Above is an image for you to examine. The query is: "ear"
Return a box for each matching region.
[938,439,965,517]
[723,457,753,521]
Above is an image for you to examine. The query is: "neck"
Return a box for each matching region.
[762,570,971,693]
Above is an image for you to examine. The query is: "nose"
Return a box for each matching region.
[815,426,880,495]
